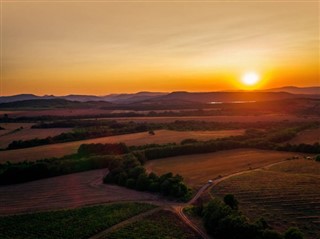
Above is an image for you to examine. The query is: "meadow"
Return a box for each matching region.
[0,129,244,163]
[105,210,201,239]
[211,159,320,239]
[0,202,156,239]
[146,149,299,188]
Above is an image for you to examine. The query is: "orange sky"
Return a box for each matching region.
[1,1,319,96]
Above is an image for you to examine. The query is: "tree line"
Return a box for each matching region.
[4,120,319,150]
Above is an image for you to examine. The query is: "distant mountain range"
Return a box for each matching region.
[0,87,318,106]
[263,86,320,95]
[0,92,166,104]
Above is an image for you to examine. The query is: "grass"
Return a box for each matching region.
[287,128,320,145]
[211,159,320,239]
[0,202,156,239]
[0,129,244,163]
[105,210,201,239]
[146,149,297,188]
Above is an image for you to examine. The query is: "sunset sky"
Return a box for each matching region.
[1,1,319,96]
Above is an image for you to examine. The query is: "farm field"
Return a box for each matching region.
[105,210,201,239]
[146,149,300,189]
[0,127,72,148]
[0,122,35,130]
[211,159,320,239]
[0,108,113,117]
[0,202,156,239]
[287,128,320,145]
[0,129,244,163]
[0,168,161,215]
[98,114,320,123]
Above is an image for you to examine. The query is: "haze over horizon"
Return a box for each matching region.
[1,1,319,96]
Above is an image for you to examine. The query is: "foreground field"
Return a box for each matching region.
[146,149,298,188]
[0,129,244,163]
[212,159,320,239]
[0,127,72,148]
[287,128,320,145]
[0,202,156,239]
[0,169,161,215]
[105,210,201,239]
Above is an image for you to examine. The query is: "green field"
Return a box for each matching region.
[0,203,156,239]
[105,210,201,239]
[211,159,320,239]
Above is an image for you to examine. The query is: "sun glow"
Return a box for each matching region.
[242,72,260,86]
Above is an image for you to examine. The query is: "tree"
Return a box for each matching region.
[136,173,150,191]
[117,172,128,186]
[284,227,304,239]
[263,230,283,239]
[315,155,320,162]
[224,194,239,210]
[128,166,146,179]
[125,178,136,189]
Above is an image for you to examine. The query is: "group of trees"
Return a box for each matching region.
[0,154,123,185]
[103,157,191,201]
[278,143,320,154]
[197,196,304,239]
[77,143,129,156]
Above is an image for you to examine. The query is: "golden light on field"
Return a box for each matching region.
[242,72,260,86]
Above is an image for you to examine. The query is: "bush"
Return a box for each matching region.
[315,155,320,162]
[284,227,304,239]
[224,194,239,210]
[263,230,283,239]
[136,173,150,191]
[77,143,129,156]
[181,138,198,145]
[125,178,136,189]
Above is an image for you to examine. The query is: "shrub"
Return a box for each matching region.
[263,230,283,239]
[125,178,136,189]
[224,194,239,210]
[181,138,198,145]
[284,227,304,239]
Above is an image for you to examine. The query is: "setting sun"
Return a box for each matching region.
[242,72,260,86]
